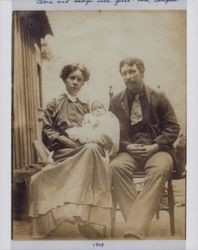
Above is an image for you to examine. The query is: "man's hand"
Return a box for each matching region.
[126,143,159,159]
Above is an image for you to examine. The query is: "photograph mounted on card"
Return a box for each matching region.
[12,7,186,245]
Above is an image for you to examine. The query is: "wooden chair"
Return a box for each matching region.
[111,170,175,237]
[13,140,51,219]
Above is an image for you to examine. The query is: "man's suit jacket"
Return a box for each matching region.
[110,85,180,163]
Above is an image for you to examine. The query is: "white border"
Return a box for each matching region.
[186,0,198,249]
[11,240,185,250]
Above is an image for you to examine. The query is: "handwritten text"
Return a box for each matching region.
[37,0,181,6]
[93,242,104,247]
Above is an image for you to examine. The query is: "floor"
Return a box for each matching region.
[13,179,185,240]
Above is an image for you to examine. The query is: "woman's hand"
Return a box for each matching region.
[58,135,81,148]
[67,140,81,148]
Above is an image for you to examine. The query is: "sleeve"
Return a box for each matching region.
[153,92,180,149]
[96,112,120,157]
[42,99,76,151]
[109,99,131,151]
[106,112,120,157]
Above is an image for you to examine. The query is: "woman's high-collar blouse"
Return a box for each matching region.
[42,94,89,151]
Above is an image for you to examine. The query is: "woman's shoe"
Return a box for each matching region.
[123,233,140,240]
[77,223,104,239]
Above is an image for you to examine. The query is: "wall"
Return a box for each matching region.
[43,11,186,133]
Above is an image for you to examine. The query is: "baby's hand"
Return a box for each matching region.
[92,119,99,129]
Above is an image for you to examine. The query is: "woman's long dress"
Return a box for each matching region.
[29,94,118,238]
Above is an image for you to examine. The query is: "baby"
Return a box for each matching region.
[66,100,120,158]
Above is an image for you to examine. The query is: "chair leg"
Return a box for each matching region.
[156,209,160,220]
[168,178,175,236]
[111,198,117,237]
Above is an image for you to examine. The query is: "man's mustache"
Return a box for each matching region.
[126,80,138,85]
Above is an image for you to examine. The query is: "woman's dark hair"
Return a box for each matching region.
[60,63,90,82]
[119,57,145,74]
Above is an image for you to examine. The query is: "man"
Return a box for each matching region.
[110,57,180,239]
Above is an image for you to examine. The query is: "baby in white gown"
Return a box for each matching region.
[66,100,120,158]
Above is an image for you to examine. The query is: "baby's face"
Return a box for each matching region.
[91,102,106,117]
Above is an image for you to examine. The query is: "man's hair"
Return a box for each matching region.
[119,57,145,74]
[60,63,90,82]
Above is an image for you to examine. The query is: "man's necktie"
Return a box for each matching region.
[130,94,143,126]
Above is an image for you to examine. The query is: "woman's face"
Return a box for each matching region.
[64,69,85,96]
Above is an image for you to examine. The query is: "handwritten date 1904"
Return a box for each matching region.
[93,242,104,247]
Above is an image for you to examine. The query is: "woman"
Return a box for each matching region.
[29,63,119,239]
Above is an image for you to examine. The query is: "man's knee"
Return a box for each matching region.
[110,153,136,182]
[147,164,172,181]
[110,159,123,177]
[149,165,171,179]
[110,153,129,171]
[145,152,173,178]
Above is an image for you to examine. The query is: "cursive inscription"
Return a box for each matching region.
[154,0,178,4]
[138,0,150,2]
[36,0,181,6]
[114,0,130,6]
[37,0,54,3]
[56,0,70,3]
[97,0,111,3]
[74,0,93,5]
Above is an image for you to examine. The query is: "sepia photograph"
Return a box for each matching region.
[12,10,186,241]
